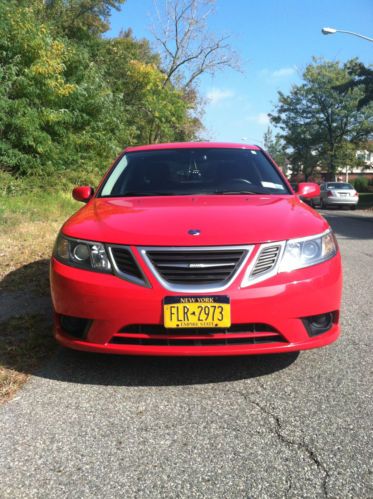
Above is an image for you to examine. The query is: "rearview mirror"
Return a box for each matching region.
[72,186,94,203]
[297,182,320,199]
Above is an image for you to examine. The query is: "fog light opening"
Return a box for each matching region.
[303,312,336,337]
[59,315,91,340]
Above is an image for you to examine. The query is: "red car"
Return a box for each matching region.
[50,142,342,356]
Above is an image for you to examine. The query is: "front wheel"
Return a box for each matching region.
[350,205,357,211]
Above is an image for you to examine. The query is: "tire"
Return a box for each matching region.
[350,205,356,211]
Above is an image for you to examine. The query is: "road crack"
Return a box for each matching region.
[237,391,331,498]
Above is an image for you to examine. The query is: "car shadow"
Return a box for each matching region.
[0,258,50,295]
[36,348,299,387]
[0,259,52,322]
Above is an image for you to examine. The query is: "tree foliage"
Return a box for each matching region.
[270,58,373,179]
[263,127,287,170]
[0,0,201,181]
[334,60,373,111]
[42,0,126,40]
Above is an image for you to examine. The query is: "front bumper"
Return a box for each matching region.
[50,253,342,356]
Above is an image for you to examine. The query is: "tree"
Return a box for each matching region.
[0,0,202,180]
[151,0,239,89]
[270,58,373,179]
[42,0,126,40]
[334,60,373,110]
[122,60,198,143]
[263,127,287,170]
[94,31,201,144]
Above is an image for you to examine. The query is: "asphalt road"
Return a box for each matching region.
[0,210,372,498]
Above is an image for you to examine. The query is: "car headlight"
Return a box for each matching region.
[279,230,338,273]
[53,234,112,273]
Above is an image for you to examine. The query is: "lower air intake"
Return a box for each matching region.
[110,323,287,346]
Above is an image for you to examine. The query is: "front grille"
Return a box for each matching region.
[110,323,287,347]
[251,245,281,277]
[144,248,247,287]
[109,247,145,284]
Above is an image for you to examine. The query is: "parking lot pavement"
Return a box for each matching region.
[0,211,372,498]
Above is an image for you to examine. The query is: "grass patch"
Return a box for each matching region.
[0,189,78,230]
[358,192,373,210]
[0,314,56,403]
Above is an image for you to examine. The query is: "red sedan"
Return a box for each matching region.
[50,142,342,356]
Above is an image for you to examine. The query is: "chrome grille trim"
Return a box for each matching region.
[139,245,254,292]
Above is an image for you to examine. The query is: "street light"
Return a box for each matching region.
[321,27,373,42]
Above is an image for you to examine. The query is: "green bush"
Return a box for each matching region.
[354,176,369,193]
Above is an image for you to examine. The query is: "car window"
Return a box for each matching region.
[99,148,291,197]
[326,182,354,190]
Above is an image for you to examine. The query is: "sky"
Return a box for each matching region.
[107,0,373,145]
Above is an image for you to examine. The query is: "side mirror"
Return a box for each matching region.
[72,186,94,203]
[297,182,320,199]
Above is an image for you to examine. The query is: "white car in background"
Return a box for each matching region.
[320,182,359,210]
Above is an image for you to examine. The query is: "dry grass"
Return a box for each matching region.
[0,221,63,294]
[0,190,77,290]
[0,190,78,403]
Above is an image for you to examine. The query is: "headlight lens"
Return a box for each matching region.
[54,234,111,273]
[279,230,337,272]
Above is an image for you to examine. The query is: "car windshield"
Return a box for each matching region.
[99,148,290,197]
[327,183,354,190]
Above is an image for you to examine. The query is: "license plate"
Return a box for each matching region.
[163,296,231,328]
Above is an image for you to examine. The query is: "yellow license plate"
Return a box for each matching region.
[163,296,231,328]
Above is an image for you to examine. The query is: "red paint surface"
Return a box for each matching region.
[62,196,329,246]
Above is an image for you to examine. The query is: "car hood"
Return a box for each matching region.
[62,195,329,246]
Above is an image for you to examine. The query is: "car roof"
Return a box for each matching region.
[125,142,261,152]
